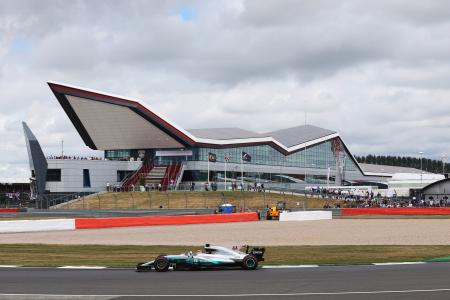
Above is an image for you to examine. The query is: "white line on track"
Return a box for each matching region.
[0,265,19,268]
[262,265,319,268]
[2,289,450,298]
[57,266,107,270]
[372,262,426,266]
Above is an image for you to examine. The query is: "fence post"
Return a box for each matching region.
[113,193,118,209]
[97,193,101,209]
[263,192,266,208]
[167,193,170,209]
[203,192,207,208]
[130,192,135,209]
[184,192,188,208]
[148,192,152,209]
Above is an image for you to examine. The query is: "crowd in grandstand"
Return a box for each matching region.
[339,198,450,208]
[47,155,105,160]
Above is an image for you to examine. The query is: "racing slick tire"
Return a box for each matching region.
[154,256,170,272]
[242,255,258,270]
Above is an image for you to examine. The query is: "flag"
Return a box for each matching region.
[224,153,230,162]
[208,152,217,162]
[242,151,251,162]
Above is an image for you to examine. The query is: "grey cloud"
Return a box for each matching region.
[2,0,450,181]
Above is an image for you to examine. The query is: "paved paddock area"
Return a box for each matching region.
[0,219,449,245]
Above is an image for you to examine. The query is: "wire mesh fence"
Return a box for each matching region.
[51,190,329,211]
[0,192,32,208]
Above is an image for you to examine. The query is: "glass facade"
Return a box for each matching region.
[104,140,361,186]
[181,170,334,184]
[105,150,131,160]
[157,141,358,172]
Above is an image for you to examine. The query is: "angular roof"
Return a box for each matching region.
[264,125,337,148]
[359,163,429,176]
[187,128,264,140]
[47,82,340,154]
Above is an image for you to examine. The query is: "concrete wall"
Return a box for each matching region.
[0,219,75,233]
[279,210,332,221]
[46,160,142,193]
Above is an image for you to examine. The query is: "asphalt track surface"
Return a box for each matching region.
[1,263,450,299]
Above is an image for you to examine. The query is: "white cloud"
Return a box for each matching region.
[1,0,450,181]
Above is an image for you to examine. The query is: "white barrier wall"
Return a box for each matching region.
[0,219,75,233]
[279,211,332,221]
[46,159,142,193]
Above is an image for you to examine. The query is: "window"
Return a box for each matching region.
[83,169,91,188]
[46,169,61,182]
[105,150,131,160]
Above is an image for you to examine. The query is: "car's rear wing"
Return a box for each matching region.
[245,246,265,261]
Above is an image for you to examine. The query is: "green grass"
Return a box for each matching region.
[0,244,449,267]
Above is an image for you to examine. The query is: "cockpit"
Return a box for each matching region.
[203,244,240,256]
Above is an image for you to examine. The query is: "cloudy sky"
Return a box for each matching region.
[1,0,450,182]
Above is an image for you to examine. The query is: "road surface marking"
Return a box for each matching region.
[1,288,450,297]
[58,266,107,269]
[262,265,319,268]
[372,262,426,266]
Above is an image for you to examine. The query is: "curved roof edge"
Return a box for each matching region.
[421,177,450,192]
[47,82,369,176]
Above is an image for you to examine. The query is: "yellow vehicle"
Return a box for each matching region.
[266,201,286,220]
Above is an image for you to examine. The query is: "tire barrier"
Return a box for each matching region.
[342,208,450,216]
[75,212,259,229]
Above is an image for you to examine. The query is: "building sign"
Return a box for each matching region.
[155,150,193,157]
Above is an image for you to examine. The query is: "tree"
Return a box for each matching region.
[353,154,444,174]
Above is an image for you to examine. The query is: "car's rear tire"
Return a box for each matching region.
[242,255,258,270]
[154,256,170,272]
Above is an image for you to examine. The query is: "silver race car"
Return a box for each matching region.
[136,244,265,272]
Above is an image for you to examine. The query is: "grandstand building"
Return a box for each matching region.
[23,82,427,203]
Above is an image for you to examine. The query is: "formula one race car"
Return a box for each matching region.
[136,244,265,272]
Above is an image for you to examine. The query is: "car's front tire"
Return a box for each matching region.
[242,255,258,270]
[154,256,170,272]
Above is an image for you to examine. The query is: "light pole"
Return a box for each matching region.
[442,154,447,176]
[419,151,424,186]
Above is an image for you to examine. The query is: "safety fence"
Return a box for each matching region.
[0,192,32,208]
[50,191,324,211]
